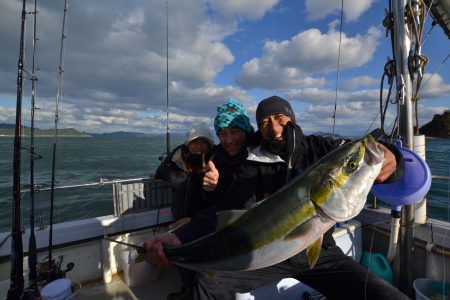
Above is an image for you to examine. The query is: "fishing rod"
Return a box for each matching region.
[7,0,27,299]
[47,0,69,283]
[23,0,40,298]
[331,0,344,139]
[165,0,171,154]
[103,237,146,254]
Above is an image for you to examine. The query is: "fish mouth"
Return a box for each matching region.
[363,135,384,166]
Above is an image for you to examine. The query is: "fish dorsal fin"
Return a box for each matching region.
[216,210,247,231]
[306,236,323,269]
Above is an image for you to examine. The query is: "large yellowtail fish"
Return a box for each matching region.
[164,135,384,271]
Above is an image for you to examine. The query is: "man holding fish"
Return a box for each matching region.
[146,96,409,299]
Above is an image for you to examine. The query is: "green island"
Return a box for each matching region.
[419,110,450,139]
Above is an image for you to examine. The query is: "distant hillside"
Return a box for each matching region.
[0,123,91,137]
[0,123,158,137]
[91,131,148,137]
[312,131,342,138]
[0,124,16,130]
[419,111,450,139]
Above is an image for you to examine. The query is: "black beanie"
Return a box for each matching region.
[256,95,296,127]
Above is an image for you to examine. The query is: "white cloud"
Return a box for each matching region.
[286,87,380,105]
[0,107,16,124]
[420,73,450,98]
[237,26,381,89]
[305,0,375,22]
[0,0,446,137]
[344,76,379,90]
[207,0,280,20]
[0,0,254,134]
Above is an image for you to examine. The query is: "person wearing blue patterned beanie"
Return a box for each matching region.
[211,98,253,158]
[214,98,253,137]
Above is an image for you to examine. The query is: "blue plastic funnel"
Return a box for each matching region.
[370,141,432,208]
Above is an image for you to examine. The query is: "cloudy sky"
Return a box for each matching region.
[0,0,449,136]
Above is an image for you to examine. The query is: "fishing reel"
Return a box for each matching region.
[158,152,168,162]
[36,255,75,288]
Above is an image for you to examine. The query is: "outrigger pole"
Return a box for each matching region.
[48,0,69,282]
[23,0,40,298]
[7,0,27,299]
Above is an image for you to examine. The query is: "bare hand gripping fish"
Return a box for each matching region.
[164,135,384,272]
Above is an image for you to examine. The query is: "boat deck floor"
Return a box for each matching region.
[75,267,182,300]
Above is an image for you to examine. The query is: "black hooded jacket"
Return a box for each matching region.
[155,144,206,219]
[201,144,249,207]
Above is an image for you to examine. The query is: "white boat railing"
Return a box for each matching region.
[112,178,171,216]
[15,177,172,229]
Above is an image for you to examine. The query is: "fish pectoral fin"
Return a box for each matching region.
[284,217,317,240]
[216,210,247,231]
[306,236,323,269]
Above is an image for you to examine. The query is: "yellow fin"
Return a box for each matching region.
[306,236,323,269]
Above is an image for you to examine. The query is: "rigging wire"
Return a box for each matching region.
[7,0,27,298]
[420,52,450,90]
[48,0,69,283]
[420,0,435,46]
[332,0,344,138]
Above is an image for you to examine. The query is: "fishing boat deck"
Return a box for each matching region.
[75,267,182,300]
[71,220,362,300]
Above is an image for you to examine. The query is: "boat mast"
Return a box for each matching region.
[7,0,27,298]
[48,0,69,282]
[392,0,415,294]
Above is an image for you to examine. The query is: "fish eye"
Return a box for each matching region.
[348,160,358,170]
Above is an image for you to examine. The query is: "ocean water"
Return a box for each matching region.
[0,136,449,231]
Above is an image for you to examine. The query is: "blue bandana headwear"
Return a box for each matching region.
[214,98,253,136]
